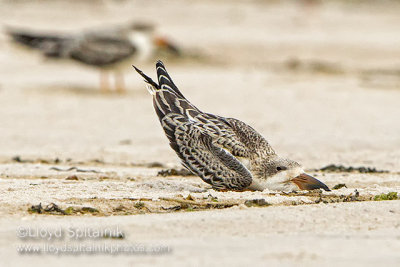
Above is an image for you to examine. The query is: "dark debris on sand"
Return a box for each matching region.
[28,203,99,215]
[316,164,388,173]
[332,183,347,190]
[24,189,400,217]
[157,168,194,177]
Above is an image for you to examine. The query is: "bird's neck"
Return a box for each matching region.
[128,31,153,61]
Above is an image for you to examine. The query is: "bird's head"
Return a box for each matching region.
[123,22,180,59]
[256,156,330,192]
[153,36,181,56]
[128,22,155,33]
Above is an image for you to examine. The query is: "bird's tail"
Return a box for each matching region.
[133,60,185,98]
[132,65,159,95]
[155,60,186,99]
[6,27,67,57]
[133,61,202,123]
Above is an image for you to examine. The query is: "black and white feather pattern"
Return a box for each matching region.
[133,61,277,190]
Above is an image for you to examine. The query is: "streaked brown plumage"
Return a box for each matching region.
[134,61,330,192]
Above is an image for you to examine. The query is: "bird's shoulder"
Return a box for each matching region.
[192,113,275,158]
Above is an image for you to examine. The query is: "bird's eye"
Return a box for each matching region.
[276,166,286,171]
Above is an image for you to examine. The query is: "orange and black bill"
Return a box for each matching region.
[153,37,181,55]
[291,173,330,191]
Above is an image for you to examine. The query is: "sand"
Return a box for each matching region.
[0,0,399,266]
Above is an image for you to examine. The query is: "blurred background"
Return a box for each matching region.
[0,0,399,171]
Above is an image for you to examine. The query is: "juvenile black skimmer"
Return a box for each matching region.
[133,61,330,192]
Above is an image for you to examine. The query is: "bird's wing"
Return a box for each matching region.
[224,117,276,157]
[69,35,136,66]
[162,113,252,190]
[187,113,252,158]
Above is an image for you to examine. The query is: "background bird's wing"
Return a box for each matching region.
[69,36,136,66]
[162,113,252,190]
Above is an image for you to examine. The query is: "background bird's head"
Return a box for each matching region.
[258,156,330,192]
[122,22,180,60]
[153,36,181,56]
[128,22,155,33]
[125,22,155,52]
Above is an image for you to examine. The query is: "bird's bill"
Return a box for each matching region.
[291,173,330,191]
[153,37,180,55]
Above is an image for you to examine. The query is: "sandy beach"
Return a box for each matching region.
[0,0,399,266]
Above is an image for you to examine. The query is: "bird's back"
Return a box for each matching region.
[69,35,137,67]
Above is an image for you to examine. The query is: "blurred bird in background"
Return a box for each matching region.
[6,22,180,93]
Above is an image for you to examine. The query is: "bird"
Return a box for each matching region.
[6,23,180,93]
[133,61,330,192]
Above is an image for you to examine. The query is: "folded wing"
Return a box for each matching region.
[162,113,252,190]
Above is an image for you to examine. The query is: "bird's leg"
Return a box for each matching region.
[114,72,125,94]
[100,71,110,93]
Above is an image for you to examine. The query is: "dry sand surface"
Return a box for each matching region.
[0,0,400,266]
